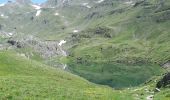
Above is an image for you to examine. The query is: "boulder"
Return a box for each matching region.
[156,73,170,88]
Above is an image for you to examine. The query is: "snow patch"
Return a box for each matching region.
[58,40,66,46]
[1,14,4,17]
[54,12,59,16]
[73,30,79,33]
[82,3,91,8]
[82,3,88,6]
[0,3,5,7]
[31,4,41,10]
[6,32,14,37]
[86,5,91,8]
[63,64,67,69]
[0,32,14,38]
[8,33,13,36]
[58,40,67,56]
[0,14,8,18]
[125,1,135,5]
[36,10,41,16]
[97,0,105,3]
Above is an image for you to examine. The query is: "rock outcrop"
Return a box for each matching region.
[156,73,170,88]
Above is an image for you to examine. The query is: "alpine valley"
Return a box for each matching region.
[0,0,170,99]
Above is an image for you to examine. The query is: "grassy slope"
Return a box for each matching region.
[66,0,170,88]
[0,50,134,100]
[68,0,170,64]
[0,51,169,100]
[0,0,169,99]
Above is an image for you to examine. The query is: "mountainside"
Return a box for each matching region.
[0,50,126,99]
[0,0,170,99]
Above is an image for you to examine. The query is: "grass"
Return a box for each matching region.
[0,0,170,99]
[0,50,135,99]
[0,50,167,100]
[65,0,170,88]
[154,88,170,100]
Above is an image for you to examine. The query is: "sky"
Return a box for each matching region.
[0,0,9,4]
[0,0,47,4]
[31,0,47,4]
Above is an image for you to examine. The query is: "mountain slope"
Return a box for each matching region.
[0,50,169,100]
[1,50,170,99]
[0,50,134,99]
[0,0,169,88]
[0,0,169,99]
[65,0,170,87]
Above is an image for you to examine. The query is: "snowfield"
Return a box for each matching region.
[73,30,79,33]
[97,0,105,3]
[0,3,5,7]
[54,12,59,16]
[31,4,41,10]
[36,10,41,16]
[59,40,67,46]
[0,14,8,18]
[82,3,91,8]
[124,1,135,5]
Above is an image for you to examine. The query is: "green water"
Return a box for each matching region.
[68,62,162,88]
